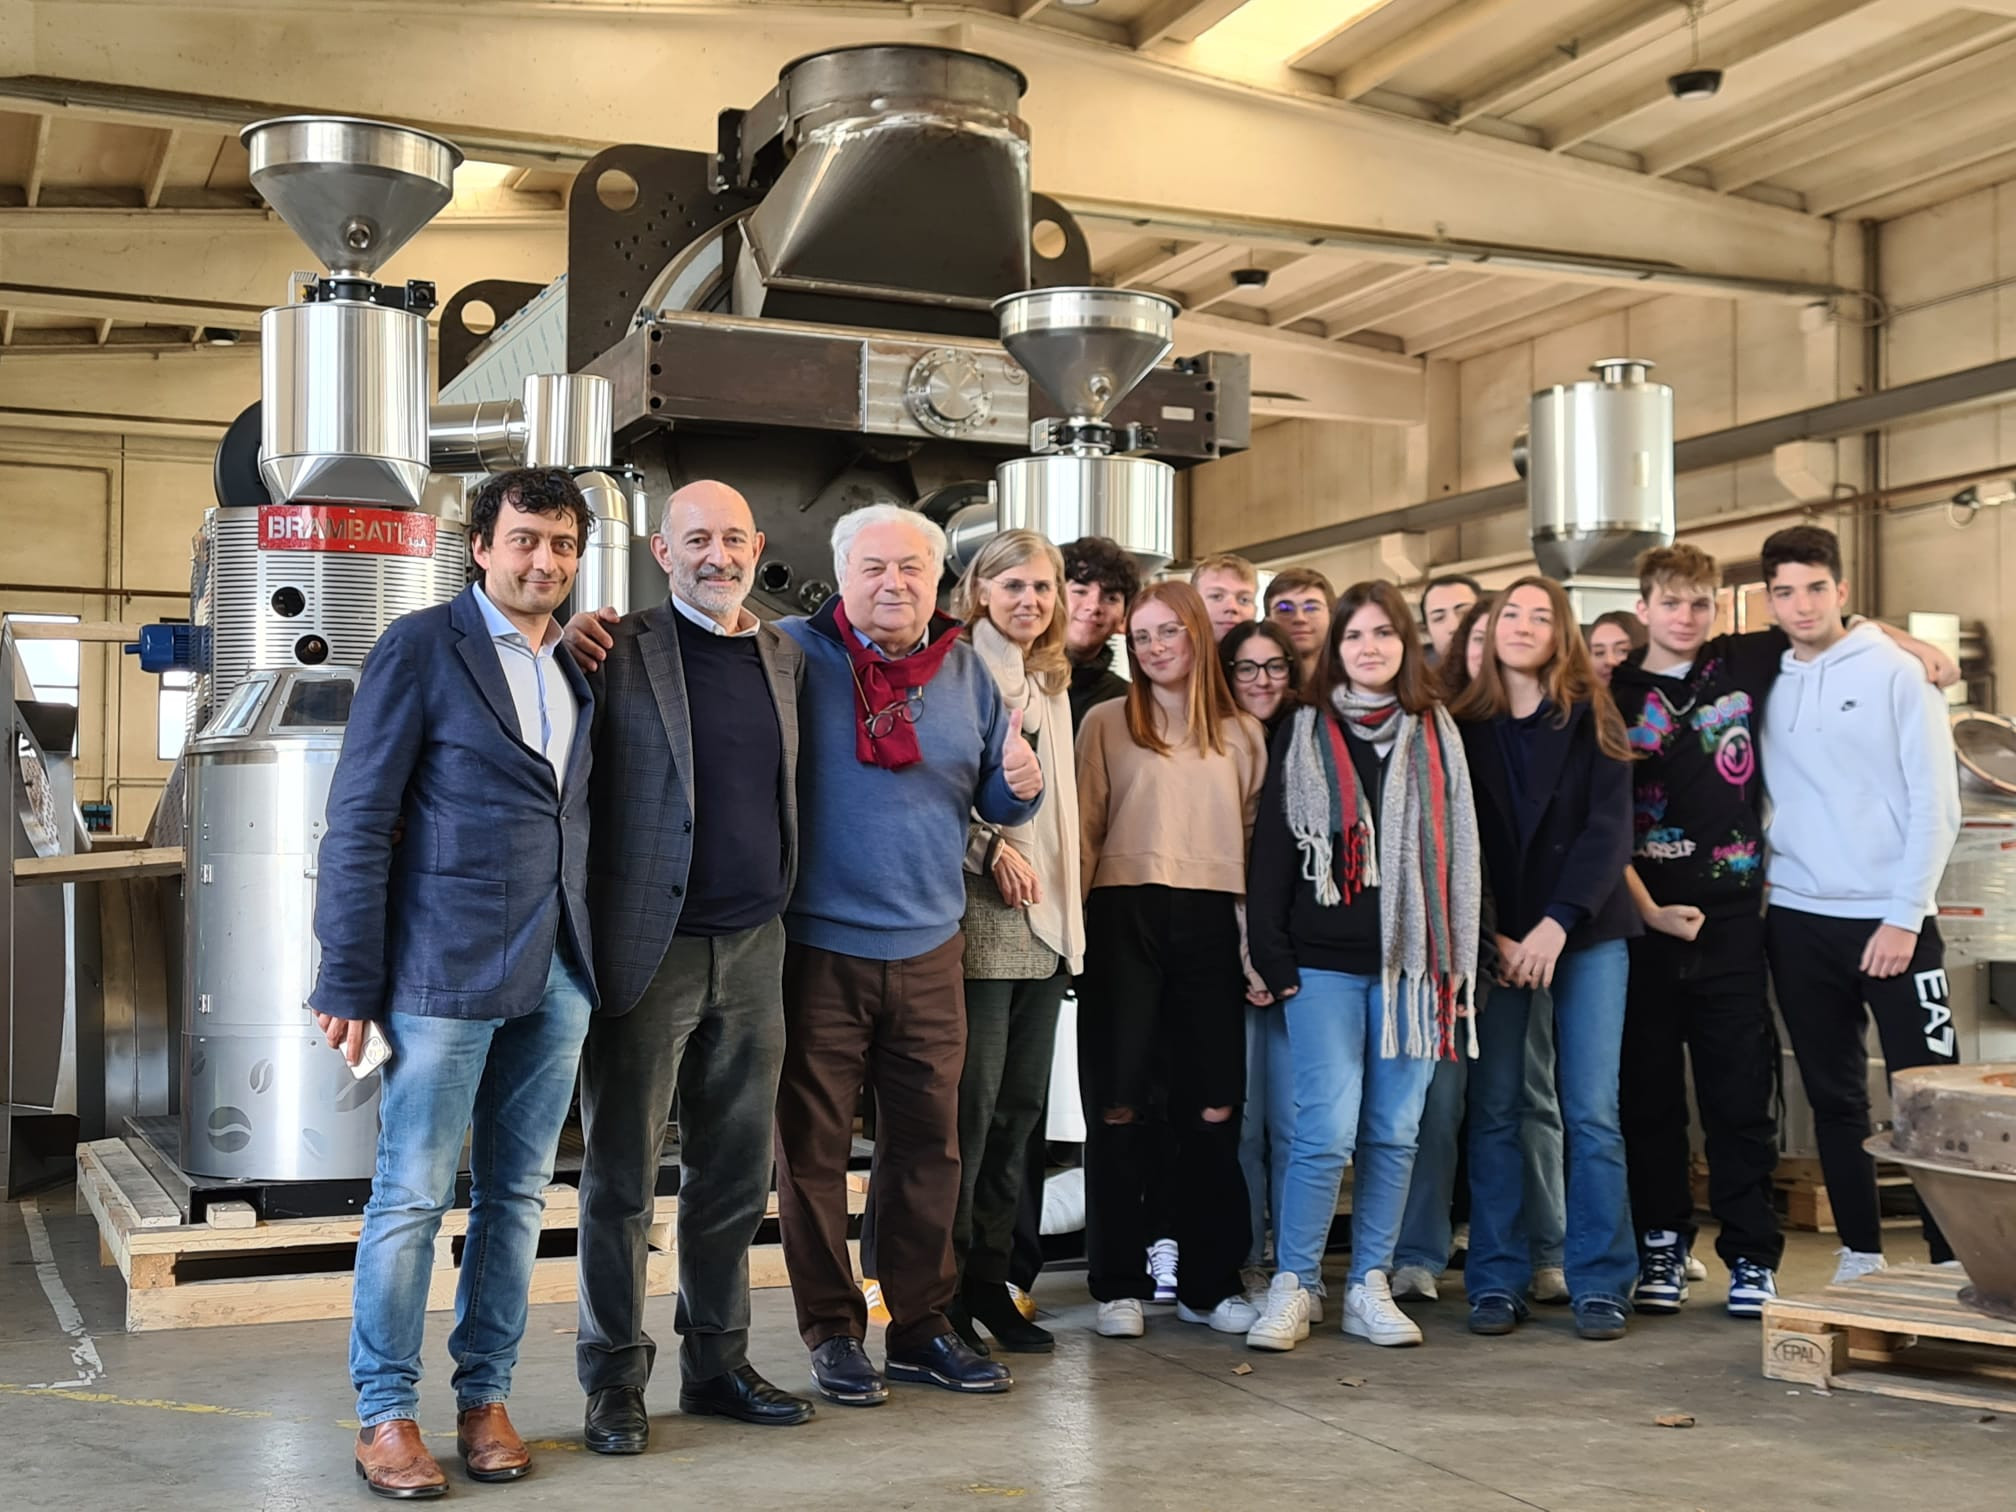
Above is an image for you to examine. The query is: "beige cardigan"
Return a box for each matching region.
[1076,698,1268,898]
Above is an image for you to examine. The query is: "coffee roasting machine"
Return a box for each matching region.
[6,43,1248,1209]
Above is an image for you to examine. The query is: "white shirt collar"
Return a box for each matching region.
[472,583,560,654]
[671,593,759,638]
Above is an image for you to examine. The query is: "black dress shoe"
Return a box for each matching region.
[680,1363,816,1426]
[945,1297,991,1357]
[964,1281,1055,1354]
[583,1385,649,1455]
[885,1331,1014,1393]
[810,1336,888,1407]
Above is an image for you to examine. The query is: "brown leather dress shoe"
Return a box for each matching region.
[456,1403,532,1483]
[353,1420,447,1500]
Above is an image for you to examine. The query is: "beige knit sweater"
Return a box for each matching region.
[1076,697,1269,898]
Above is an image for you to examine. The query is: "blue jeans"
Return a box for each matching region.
[1263,971,1437,1291]
[1393,1052,1465,1273]
[351,948,593,1426]
[1238,1007,1273,1268]
[1465,940,1635,1309]
[1521,994,1568,1271]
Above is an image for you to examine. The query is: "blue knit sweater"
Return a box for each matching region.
[780,601,1041,960]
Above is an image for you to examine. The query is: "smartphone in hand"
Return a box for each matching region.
[351,1022,392,1080]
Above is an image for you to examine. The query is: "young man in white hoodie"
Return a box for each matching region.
[1758,525,1962,1285]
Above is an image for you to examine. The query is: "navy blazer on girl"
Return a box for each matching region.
[1458,699,1638,951]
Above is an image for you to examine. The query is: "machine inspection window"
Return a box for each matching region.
[158,669,196,760]
[3,613,81,705]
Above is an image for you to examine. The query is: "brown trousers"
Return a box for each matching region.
[774,933,966,1353]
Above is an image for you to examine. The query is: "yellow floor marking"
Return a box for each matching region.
[0,1383,275,1420]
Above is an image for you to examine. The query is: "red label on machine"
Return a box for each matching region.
[258,505,437,557]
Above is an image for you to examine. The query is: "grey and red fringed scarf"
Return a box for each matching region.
[1282,688,1481,1059]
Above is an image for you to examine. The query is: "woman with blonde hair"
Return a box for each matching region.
[939,528,1084,1356]
[1077,582,1268,1340]
[1450,575,1639,1343]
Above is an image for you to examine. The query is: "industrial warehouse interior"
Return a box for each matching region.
[5,2,2016,1508]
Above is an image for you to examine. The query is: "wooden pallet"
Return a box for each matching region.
[77,1139,864,1333]
[1693,1154,1919,1234]
[1763,1265,2016,1412]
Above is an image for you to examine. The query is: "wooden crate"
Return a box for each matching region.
[77,1139,864,1333]
[1762,1264,2016,1412]
[1693,1154,1919,1234]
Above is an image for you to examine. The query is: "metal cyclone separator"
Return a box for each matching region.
[1870,1064,2016,1320]
[978,286,1180,574]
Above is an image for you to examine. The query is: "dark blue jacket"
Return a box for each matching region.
[310,586,596,1021]
[1459,699,1638,951]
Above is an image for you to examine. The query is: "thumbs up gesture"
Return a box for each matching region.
[1002,707,1043,801]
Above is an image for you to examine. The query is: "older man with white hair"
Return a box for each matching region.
[564,479,812,1454]
[774,503,1043,1406]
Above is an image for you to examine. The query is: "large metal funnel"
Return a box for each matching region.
[996,287,1177,423]
[1879,1063,2016,1321]
[741,46,1032,314]
[243,116,463,278]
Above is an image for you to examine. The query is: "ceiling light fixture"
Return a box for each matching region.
[1667,2,1723,101]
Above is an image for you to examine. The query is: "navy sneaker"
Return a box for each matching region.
[1574,1298,1629,1341]
[1633,1231,1689,1315]
[1726,1259,1777,1319]
[1468,1295,1521,1335]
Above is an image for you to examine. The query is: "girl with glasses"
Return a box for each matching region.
[1076,582,1268,1340]
[1217,617,1302,1297]
[1245,581,1481,1351]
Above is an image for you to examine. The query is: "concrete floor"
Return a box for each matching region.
[1,1196,2008,1512]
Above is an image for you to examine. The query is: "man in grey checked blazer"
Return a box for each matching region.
[567,480,813,1452]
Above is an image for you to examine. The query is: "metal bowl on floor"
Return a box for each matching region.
[1868,1063,2016,1320]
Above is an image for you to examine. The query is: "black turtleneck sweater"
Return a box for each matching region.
[1068,644,1130,732]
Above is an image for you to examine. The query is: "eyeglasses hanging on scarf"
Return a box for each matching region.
[850,663,925,739]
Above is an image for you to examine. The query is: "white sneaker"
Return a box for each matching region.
[1245,1273,1311,1351]
[1830,1248,1887,1286]
[1147,1239,1179,1304]
[1391,1265,1440,1302]
[1530,1265,1570,1304]
[1096,1297,1145,1337]
[1306,1285,1326,1326]
[1177,1296,1261,1334]
[1684,1252,1708,1283]
[1343,1272,1423,1347]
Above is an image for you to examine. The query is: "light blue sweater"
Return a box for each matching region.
[780,606,1041,960]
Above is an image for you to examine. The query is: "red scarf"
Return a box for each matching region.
[832,598,965,770]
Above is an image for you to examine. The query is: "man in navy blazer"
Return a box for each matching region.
[311,468,597,1498]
